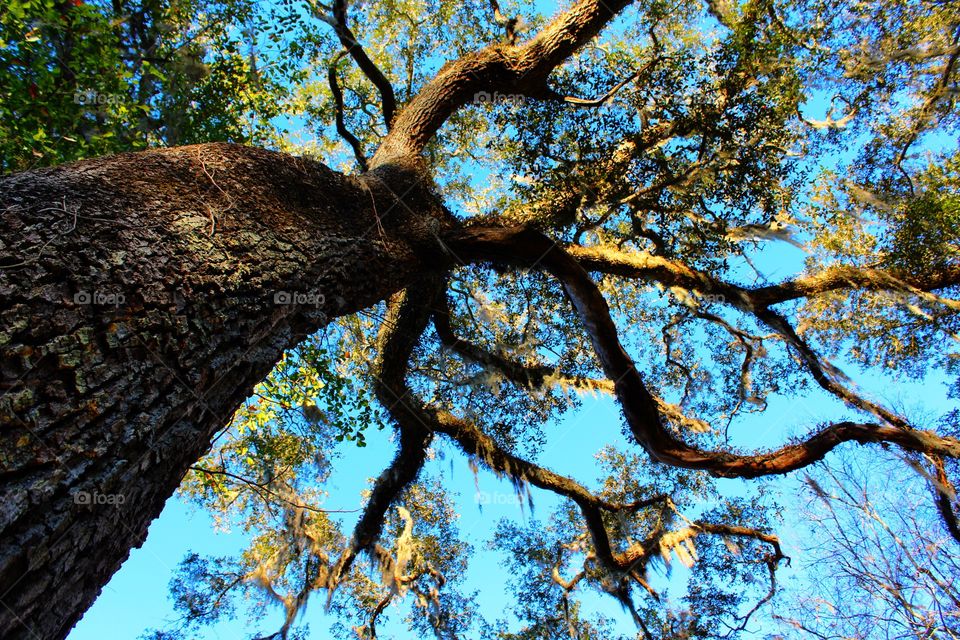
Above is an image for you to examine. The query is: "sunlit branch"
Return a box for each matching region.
[360,592,393,639]
[442,226,960,477]
[620,521,786,573]
[565,246,956,425]
[565,244,960,310]
[543,63,646,107]
[546,29,660,108]
[372,0,637,165]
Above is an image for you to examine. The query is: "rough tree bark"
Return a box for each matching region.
[0,143,451,639]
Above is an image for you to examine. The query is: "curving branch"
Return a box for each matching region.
[326,283,439,589]
[564,243,955,430]
[932,455,960,544]
[546,27,661,108]
[691,309,773,419]
[543,68,643,107]
[357,279,671,571]
[363,592,393,639]
[442,225,960,477]
[619,521,786,570]
[435,295,713,432]
[328,52,369,171]
[317,0,398,130]
[661,313,696,407]
[371,0,637,165]
[362,274,793,634]
[432,291,556,389]
[753,306,909,429]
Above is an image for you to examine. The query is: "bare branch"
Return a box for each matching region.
[321,0,398,130]
[328,52,369,171]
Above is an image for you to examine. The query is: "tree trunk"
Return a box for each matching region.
[0,143,448,639]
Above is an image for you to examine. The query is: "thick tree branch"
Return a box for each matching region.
[566,244,960,310]
[371,0,636,165]
[353,275,677,588]
[435,297,714,433]
[327,282,441,588]
[442,226,960,477]
[567,244,949,428]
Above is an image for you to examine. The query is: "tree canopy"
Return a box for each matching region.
[3,0,960,637]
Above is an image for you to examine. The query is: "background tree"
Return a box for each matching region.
[1,0,960,638]
[776,450,960,638]
[0,0,297,171]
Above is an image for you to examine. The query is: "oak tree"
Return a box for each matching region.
[2,0,959,637]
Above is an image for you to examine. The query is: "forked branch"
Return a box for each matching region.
[328,52,369,171]
[442,226,960,477]
[314,0,398,129]
[371,0,637,165]
[326,282,440,589]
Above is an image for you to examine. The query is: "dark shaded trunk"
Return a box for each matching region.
[0,143,448,639]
